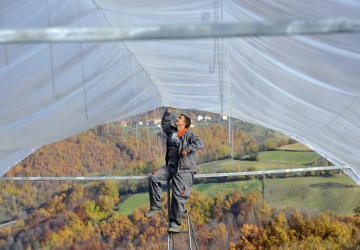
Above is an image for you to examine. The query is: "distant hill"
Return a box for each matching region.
[5,108,296,177]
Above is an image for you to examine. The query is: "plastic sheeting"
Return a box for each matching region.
[0,0,360,184]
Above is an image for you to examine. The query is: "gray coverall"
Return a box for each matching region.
[149,110,204,226]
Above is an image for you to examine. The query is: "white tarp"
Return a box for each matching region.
[0,0,359,184]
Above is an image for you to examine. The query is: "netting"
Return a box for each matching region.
[0,0,360,184]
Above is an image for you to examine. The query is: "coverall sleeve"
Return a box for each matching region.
[161,110,177,137]
[186,133,204,153]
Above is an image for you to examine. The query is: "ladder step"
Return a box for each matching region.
[168,230,189,234]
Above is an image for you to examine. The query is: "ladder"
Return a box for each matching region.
[167,180,199,250]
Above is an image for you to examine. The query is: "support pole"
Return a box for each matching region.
[0,166,350,181]
[261,175,265,201]
[188,212,192,250]
[1,18,360,43]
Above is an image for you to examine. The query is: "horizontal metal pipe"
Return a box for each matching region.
[196,165,349,178]
[0,166,349,181]
[0,220,17,228]
[0,18,359,43]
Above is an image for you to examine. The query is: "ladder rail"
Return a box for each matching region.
[167,179,174,250]
[189,214,199,250]
[187,212,193,250]
[167,179,199,250]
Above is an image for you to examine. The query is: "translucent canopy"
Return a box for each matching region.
[0,0,359,184]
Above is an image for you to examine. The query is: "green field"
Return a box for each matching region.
[198,159,305,174]
[116,150,359,216]
[257,151,320,164]
[197,150,323,174]
[117,193,149,215]
[264,176,360,215]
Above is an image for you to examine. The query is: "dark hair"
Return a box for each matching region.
[181,113,191,129]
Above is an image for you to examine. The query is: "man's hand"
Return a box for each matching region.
[152,167,161,174]
[146,167,160,176]
[167,107,173,113]
[180,148,188,158]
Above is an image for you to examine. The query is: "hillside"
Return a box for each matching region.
[1,183,359,249]
[6,108,299,177]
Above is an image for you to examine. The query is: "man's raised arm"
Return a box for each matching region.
[161,107,177,136]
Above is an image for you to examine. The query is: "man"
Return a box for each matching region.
[145,107,204,233]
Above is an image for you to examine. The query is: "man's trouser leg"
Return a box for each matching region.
[170,172,194,225]
[149,165,171,209]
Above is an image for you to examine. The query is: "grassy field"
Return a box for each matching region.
[197,150,323,174]
[264,176,360,215]
[198,160,306,174]
[117,193,149,215]
[116,149,359,216]
[193,179,261,197]
[257,151,320,164]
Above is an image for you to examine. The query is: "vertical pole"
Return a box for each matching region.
[209,0,218,73]
[132,56,139,156]
[167,179,173,250]
[189,215,199,250]
[156,106,160,161]
[105,48,110,133]
[46,0,58,99]
[121,106,126,143]
[77,0,88,120]
[188,213,192,250]
[146,110,150,153]
[0,1,9,67]
[226,47,233,160]
[159,104,163,158]
[218,0,224,119]
[261,175,265,201]
[218,35,223,121]
[167,180,171,226]
[167,233,170,250]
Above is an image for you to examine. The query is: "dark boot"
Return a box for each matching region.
[168,221,181,233]
[145,208,162,218]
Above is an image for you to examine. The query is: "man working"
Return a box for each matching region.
[145,107,204,233]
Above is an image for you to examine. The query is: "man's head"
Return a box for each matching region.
[175,113,191,129]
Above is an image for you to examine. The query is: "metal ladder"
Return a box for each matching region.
[167,180,199,250]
